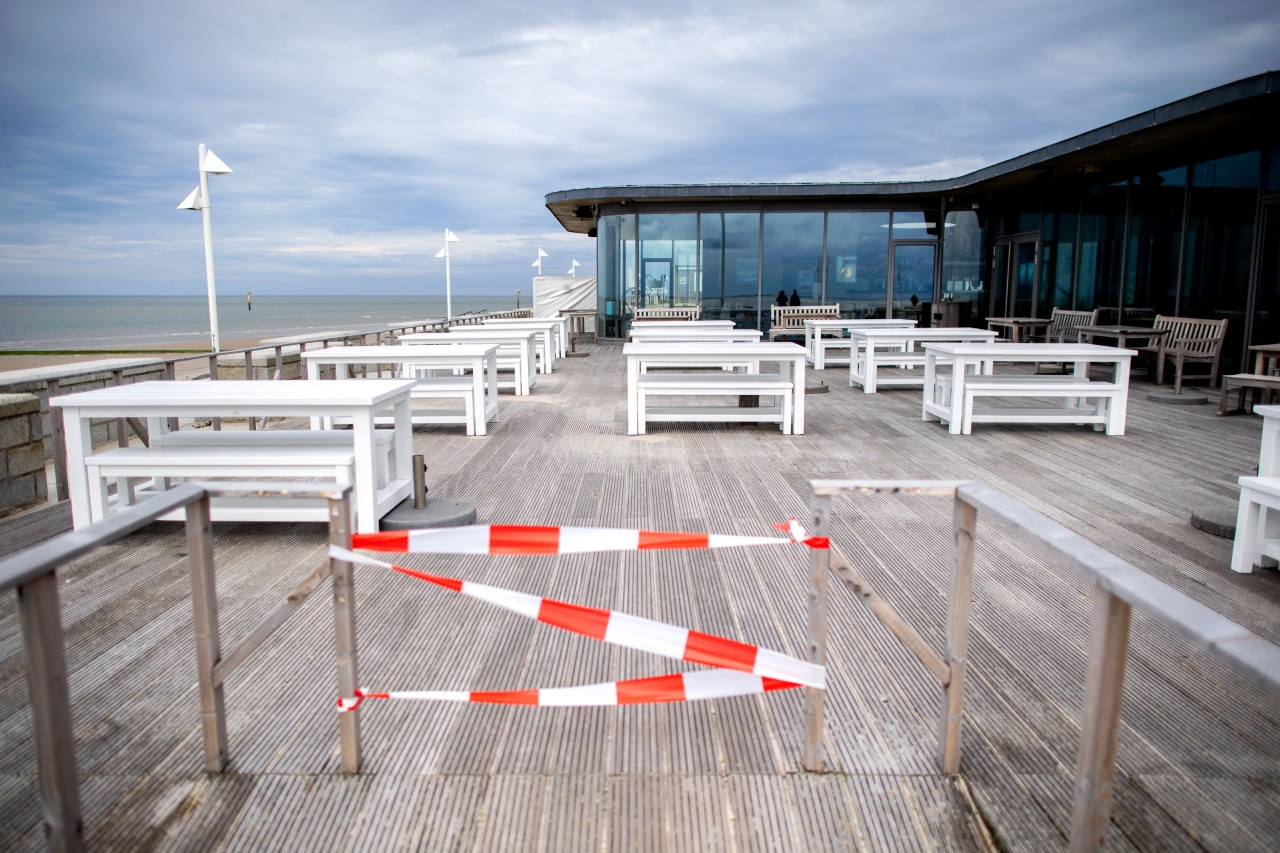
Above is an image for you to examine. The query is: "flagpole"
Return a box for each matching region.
[444,228,452,322]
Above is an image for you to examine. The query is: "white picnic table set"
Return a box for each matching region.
[49,321,562,533]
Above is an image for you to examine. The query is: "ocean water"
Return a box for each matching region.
[0,294,520,350]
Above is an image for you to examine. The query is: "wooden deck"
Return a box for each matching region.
[2,342,1278,851]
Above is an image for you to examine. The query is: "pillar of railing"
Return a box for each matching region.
[18,571,82,851]
[940,494,977,774]
[1068,584,1132,852]
[330,491,362,773]
[185,490,227,772]
[803,498,831,771]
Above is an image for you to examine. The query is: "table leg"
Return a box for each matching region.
[59,409,98,528]
[627,356,640,435]
[350,409,381,533]
[922,354,937,421]
[1111,356,1131,435]
[792,357,806,434]
[485,353,499,427]
[468,357,485,436]
[950,361,968,434]
[865,346,878,394]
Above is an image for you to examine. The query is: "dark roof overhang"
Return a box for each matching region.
[546,70,1279,234]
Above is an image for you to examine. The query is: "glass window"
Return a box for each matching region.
[637,214,698,311]
[1184,151,1259,370]
[826,211,889,317]
[941,210,982,299]
[701,212,761,328]
[1126,167,1185,319]
[762,212,824,321]
[595,213,635,338]
[1077,181,1126,319]
[890,210,939,241]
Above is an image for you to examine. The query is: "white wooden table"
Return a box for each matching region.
[301,345,499,435]
[50,379,416,532]
[920,342,1135,435]
[481,318,565,361]
[849,327,998,393]
[629,326,763,344]
[803,319,916,369]
[399,330,537,394]
[624,342,807,435]
[1231,404,1280,572]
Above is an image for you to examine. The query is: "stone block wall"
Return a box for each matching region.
[0,393,47,515]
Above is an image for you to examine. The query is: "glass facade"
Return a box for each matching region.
[597,208,946,334]
[589,102,1277,373]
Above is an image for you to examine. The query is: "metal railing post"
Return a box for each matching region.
[940,492,977,774]
[185,491,228,772]
[804,494,832,772]
[329,491,362,773]
[1068,583,1132,852]
[18,571,83,851]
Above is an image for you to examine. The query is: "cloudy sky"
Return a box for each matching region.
[1,0,1277,298]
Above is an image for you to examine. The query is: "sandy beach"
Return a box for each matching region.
[0,337,265,374]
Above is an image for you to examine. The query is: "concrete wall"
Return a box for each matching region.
[0,393,47,516]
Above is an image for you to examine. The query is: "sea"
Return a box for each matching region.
[0,294,520,351]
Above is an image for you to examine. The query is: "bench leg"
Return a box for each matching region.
[1231,490,1260,574]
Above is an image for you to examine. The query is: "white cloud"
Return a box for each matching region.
[1,0,1277,294]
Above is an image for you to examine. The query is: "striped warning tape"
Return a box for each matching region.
[337,672,799,711]
[350,519,828,555]
[330,539,826,709]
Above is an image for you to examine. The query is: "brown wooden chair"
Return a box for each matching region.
[1138,316,1229,393]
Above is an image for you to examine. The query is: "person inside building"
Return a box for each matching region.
[776,290,788,306]
[789,289,801,306]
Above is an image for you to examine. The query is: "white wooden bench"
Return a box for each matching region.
[769,304,840,340]
[956,375,1125,434]
[152,428,396,488]
[633,306,701,321]
[634,373,795,434]
[1231,475,1280,573]
[84,443,357,523]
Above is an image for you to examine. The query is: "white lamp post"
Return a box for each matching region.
[435,228,461,321]
[177,144,233,352]
[568,259,581,277]
[531,247,548,276]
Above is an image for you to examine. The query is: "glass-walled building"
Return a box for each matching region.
[547,71,1280,374]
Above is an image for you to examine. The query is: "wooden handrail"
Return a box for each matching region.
[803,479,1280,853]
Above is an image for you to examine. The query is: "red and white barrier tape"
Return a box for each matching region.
[330,529,827,709]
[330,547,825,689]
[350,519,828,556]
[337,671,799,711]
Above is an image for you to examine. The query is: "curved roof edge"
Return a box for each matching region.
[546,70,1279,234]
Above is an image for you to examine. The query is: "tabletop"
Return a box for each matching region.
[848,326,997,339]
[921,342,1137,359]
[803,319,917,328]
[50,379,418,409]
[624,341,805,356]
[301,344,498,362]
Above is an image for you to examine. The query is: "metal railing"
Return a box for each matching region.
[0,482,357,852]
[803,479,1280,853]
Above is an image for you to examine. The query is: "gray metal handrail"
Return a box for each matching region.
[0,482,356,852]
[803,479,1280,853]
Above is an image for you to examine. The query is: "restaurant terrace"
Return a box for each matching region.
[1,326,1277,851]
